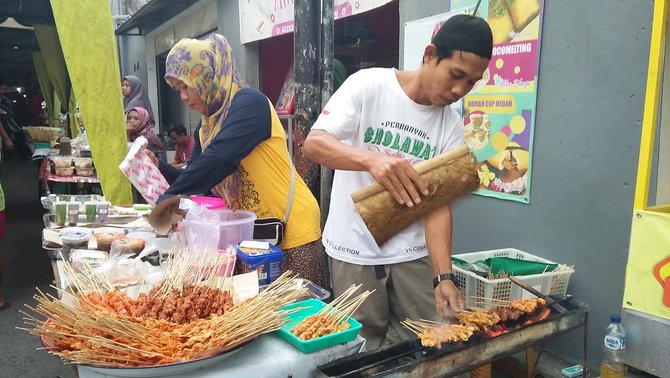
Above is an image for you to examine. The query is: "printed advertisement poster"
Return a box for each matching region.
[239,0,394,44]
[623,211,670,320]
[404,0,544,203]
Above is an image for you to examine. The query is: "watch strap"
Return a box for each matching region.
[433,273,457,289]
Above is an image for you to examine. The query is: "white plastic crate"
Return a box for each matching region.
[452,248,574,310]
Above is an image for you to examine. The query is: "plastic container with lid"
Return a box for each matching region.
[51,156,73,168]
[93,228,126,252]
[214,209,256,249]
[59,227,92,261]
[191,196,227,210]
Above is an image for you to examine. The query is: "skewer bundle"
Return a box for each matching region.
[402,319,477,347]
[291,284,373,340]
[19,252,309,367]
[402,297,548,348]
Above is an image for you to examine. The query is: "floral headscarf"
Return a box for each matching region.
[164,34,248,150]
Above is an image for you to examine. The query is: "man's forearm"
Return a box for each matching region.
[424,204,454,275]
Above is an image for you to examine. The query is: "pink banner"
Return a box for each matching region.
[240,0,393,44]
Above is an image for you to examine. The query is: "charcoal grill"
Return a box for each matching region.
[317,296,588,378]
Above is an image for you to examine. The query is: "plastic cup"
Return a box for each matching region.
[67,202,80,226]
[54,202,68,226]
[84,201,98,223]
[97,202,109,223]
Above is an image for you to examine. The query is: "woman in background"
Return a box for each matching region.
[122,75,155,122]
[126,106,166,162]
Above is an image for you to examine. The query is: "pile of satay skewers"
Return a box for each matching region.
[402,297,547,348]
[291,284,373,341]
[19,250,310,367]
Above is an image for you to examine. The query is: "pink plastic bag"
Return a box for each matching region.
[119,136,169,205]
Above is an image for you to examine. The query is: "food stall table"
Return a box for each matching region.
[78,334,366,378]
[39,157,101,195]
[49,260,367,378]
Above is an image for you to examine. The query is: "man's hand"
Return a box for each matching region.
[434,280,464,317]
[367,155,428,207]
[144,149,158,167]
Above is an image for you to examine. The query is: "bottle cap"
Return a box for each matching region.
[610,315,621,323]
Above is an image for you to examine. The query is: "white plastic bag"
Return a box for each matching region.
[119,136,169,205]
[180,198,221,252]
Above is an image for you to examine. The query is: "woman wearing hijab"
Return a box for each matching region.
[159,34,328,289]
[126,106,166,162]
[122,75,155,122]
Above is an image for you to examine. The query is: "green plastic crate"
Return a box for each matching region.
[276,298,362,353]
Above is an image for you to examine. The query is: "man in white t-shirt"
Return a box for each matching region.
[304,15,493,348]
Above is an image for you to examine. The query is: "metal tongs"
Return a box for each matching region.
[508,276,568,313]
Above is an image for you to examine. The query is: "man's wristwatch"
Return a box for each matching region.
[433,273,457,289]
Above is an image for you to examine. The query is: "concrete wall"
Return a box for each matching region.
[117,35,147,84]
[217,0,260,89]
[144,0,218,133]
[400,0,653,366]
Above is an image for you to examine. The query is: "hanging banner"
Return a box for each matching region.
[404,0,544,203]
[240,0,394,44]
[50,0,133,205]
[623,210,670,320]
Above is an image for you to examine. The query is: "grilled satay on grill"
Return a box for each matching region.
[418,324,478,347]
[510,298,546,313]
[455,310,501,330]
[488,306,524,322]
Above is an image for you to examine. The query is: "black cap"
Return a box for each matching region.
[431,14,493,60]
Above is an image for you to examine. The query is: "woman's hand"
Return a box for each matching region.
[367,155,428,207]
[144,149,158,167]
[434,280,464,317]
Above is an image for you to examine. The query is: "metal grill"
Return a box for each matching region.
[317,296,589,378]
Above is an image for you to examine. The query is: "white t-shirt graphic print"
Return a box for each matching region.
[312,68,464,265]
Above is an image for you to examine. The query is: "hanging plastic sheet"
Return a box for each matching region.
[49,0,132,204]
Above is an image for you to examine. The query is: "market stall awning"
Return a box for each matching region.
[0,0,51,83]
[115,0,201,35]
[0,0,53,25]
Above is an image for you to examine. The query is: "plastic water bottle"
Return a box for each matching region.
[600,315,626,378]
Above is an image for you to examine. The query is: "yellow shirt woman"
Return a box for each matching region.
[160,34,328,288]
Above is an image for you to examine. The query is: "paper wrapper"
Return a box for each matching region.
[119,137,169,206]
[351,145,479,246]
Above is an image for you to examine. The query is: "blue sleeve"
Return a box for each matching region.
[158,160,182,184]
[158,89,271,202]
[188,123,202,164]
